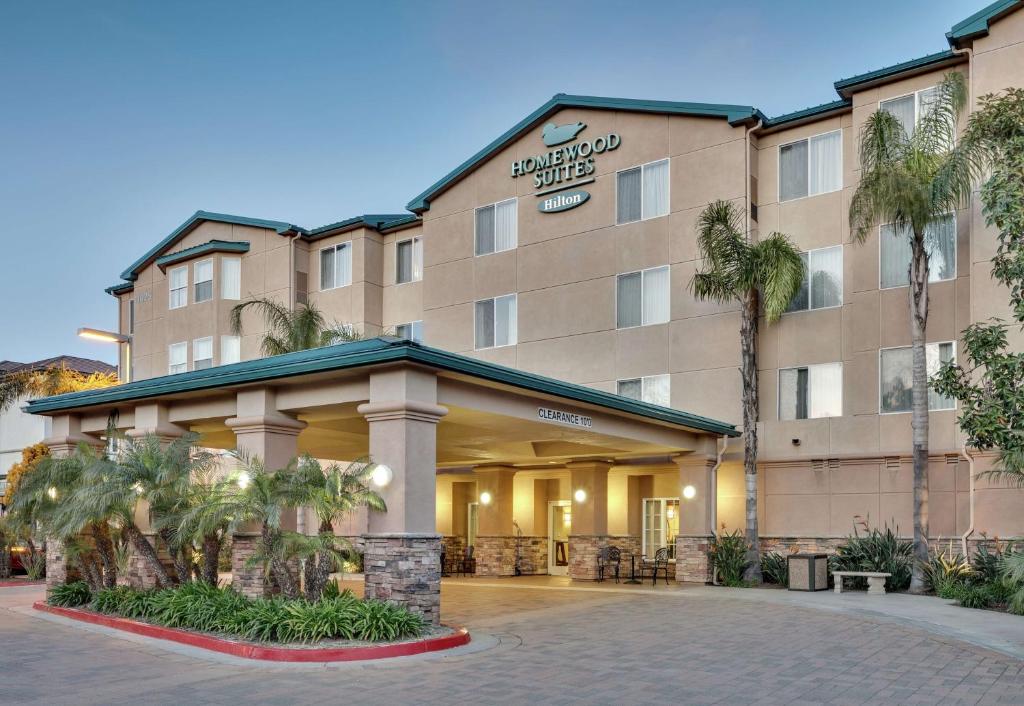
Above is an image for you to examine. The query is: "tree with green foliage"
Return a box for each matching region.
[0,364,118,414]
[229,298,365,356]
[690,199,805,583]
[849,71,984,593]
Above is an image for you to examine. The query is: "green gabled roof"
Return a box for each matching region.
[406,93,762,213]
[104,281,134,295]
[119,210,306,282]
[25,337,739,437]
[833,49,961,97]
[948,0,1021,46]
[154,240,251,270]
[762,99,852,129]
[304,214,415,241]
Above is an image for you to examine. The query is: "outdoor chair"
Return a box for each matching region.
[639,547,670,586]
[456,545,475,576]
[596,546,621,583]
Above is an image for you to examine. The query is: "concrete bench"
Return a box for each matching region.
[833,571,891,595]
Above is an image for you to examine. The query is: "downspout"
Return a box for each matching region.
[745,118,763,238]
[961,443,976,557]
[709,434,728,585]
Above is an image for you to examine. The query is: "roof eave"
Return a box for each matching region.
[947,0,1021,47]
[833,50,964,99]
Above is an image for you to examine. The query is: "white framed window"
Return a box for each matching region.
[193,336,213,370]
[193,259,213,303]
[168,342,187,374]
[220,335,240,365]
[879,342,956,414]
[475,294,517,349]
[396,237,423,284]
[880,86,939,136]
[617,374,670,407]
[779,362,843,420]
[616,265,669,328]
[475,199,517,256]
[169,266,188,309]
[616,158,669,224]
[127,299,135,335]
[320,242,352,290]
[221,257,241,300]
[779,130,842,202]
[880,214,956,289]
[395,320,423,343]
[787,245,843,312]
[642,497,679,559]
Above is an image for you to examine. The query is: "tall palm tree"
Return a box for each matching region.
[229,298,365,356]
[849,71,981,593]
[0,364,118,413]
[690,199,805,583]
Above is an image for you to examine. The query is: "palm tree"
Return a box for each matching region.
[229,298,365,356]
[690,199,805,583]
[0,363,118,414]
[849,71,982,593]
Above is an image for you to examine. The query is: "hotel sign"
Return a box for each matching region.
[538,407,593,429]
[538,189,590,213]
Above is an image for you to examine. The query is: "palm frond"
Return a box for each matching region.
[752,233,806,322]
[229,298,292,338]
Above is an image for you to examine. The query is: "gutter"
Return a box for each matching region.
[710,434,728,585]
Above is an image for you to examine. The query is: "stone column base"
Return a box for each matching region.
[127,533,177,589]
[45,539,78,595]
[474,535,517,577]
[676,535,712,584]
[232,534,268,599]
[517,536,548,575]
[363,533,441,625]
[568,535,613,581]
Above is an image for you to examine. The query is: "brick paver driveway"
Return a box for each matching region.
[2,581,1023,705]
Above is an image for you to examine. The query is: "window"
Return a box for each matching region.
[617,374,670,407]
[787,245,843,312]
[221,257,241,300]
[193,260,213,303]
[642,498,679,559]
[395,320,423,343]
[779,363,843,420]
[320,242,352,290]
[881,86,939,136]
[396,237,423,284]
[880,214,956,289]
[168,342,187,374]
[193,337,213,370]
[880,342,956,413]
[779,130,842,202]
[475,294,517,349]
[127,299,135,335]
[616,265,669,328]
[475,199,517,256]
[221,335,240,365]
[616,158,669,224]
[169,266,187,309]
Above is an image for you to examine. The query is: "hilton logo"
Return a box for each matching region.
[538,189,590,214]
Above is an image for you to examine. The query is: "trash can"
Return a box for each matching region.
[788,553,828,591]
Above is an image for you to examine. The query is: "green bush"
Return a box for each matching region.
[934,575,967,600]
[923,545,973,592]
[760,552,789,585]
[971,543,1005,584]
[707,530,750,587]
[834,524,913,591]
[48,581,92,607]
[956,583,995,610]
[76,582,424,644]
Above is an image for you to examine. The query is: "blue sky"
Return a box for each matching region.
[0,0,976,364]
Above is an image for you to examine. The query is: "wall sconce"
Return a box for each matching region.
[370,464,393,488]
[479,491,493,505]
[573,488,587,503]
[682,485,696,500]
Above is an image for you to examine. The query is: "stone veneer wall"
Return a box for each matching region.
[363,534,441,625]
[675,536,713,584]
[231,534,267,599]
[45,539,77,595]
[474,535,517,576]
[568,535,655,581]
[127,533,178,590]
[759,535,1023,559]
[441,535,466,571]
[517,536,548,575]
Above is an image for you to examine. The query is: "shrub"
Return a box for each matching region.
[707,530,750,587]
[760,552,789,585]
[934,575,966,600]
[956,583,995,610]
[834,523,913,591]
[923,543,973,592]
[48,581,92,607]
[972,541,1009,584]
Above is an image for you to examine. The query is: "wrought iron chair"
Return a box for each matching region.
[639,547,670,586]
[456,545,475,576]
[596,546,622,583]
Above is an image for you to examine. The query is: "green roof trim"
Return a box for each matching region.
[25,337,738,437]
[119,210,307,282]
[405,93,762,213]
[154,240,250,270]
[948,0,1021,46]
[833,50,961,96]
[304,214,415,241]
[763,99,852,128]
[104,282,134,296]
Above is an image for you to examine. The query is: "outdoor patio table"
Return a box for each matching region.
[624,553,641,584]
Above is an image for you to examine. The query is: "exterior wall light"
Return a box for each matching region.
[573,488,587,503]
[47,487,58,500]
[237,471,251,489]
[479,491,493,505]
[682,485,697,500]
[370,464,393,488]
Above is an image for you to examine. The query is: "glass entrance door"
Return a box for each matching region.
[548,500,571,576]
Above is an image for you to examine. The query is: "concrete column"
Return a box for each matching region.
[566,460,612,580]
[357,367,447,625]
[474,465,517,577]
[674,452,718,584]
[225,387,306,598]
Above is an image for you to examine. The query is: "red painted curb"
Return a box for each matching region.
[33,601,470,662]
[0,580,44,588]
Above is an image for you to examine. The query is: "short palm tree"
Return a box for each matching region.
[229,298,365,356]
[0,364,118,414]
[690,199,805,583]
[849,71,982,593]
